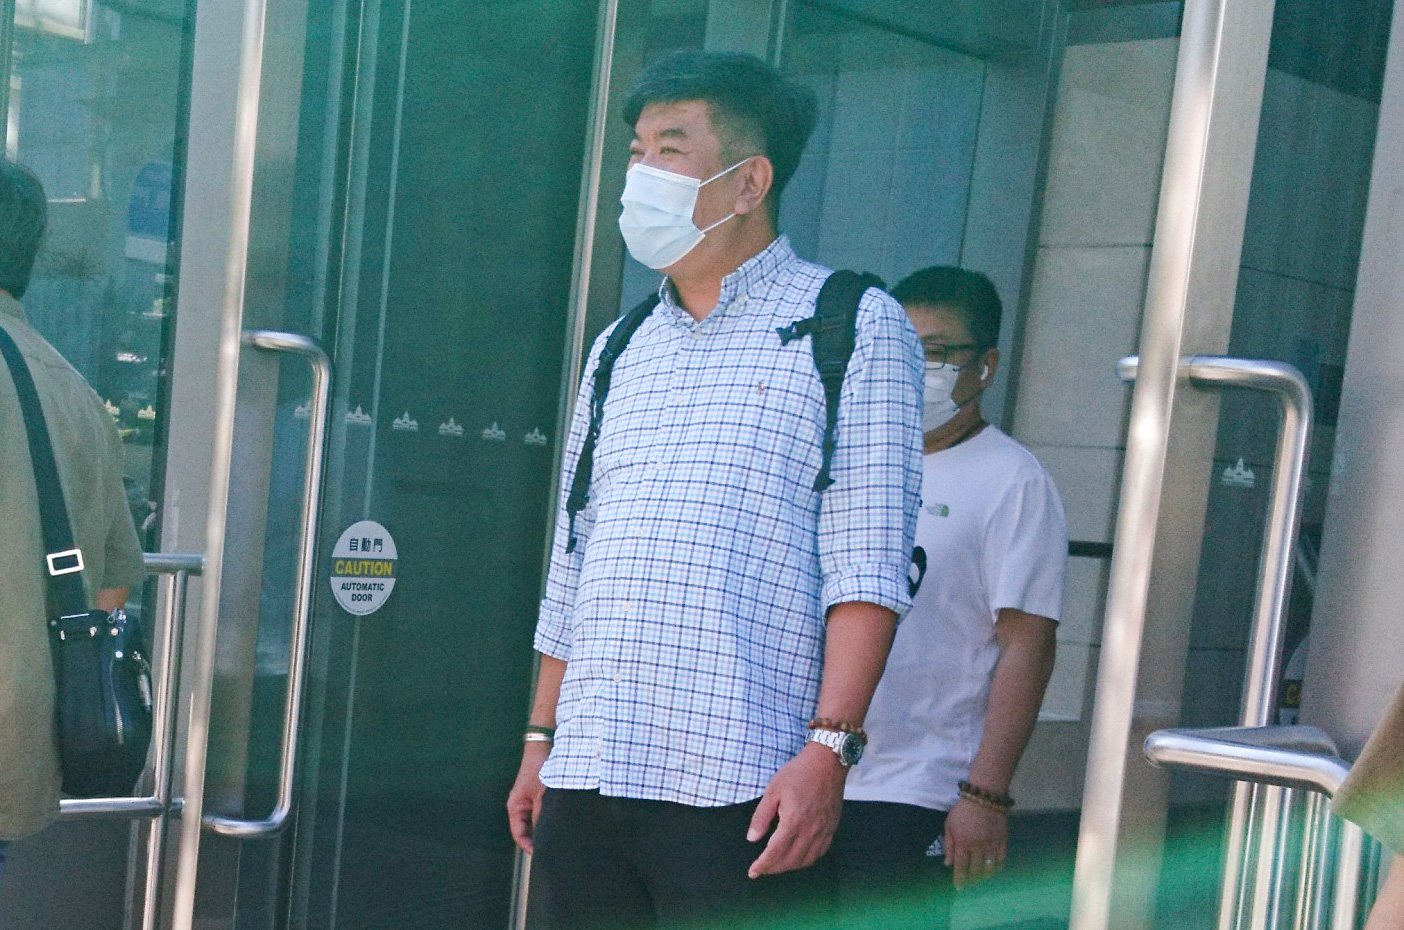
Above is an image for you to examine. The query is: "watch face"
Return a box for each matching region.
[840,732,864,766]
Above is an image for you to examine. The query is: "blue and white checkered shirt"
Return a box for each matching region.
[535,236,923,807]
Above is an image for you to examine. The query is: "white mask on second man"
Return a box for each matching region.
[618,159,749,270]
[923,363,962,432]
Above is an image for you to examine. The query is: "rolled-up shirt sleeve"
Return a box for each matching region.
[817,288,924,618]
[533,328,612,661]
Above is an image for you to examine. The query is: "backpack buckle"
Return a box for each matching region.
[47,548,84,576]
[776,318,819,346]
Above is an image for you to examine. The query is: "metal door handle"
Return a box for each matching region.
[202,330,331,838]
[1144,726,1369,930]
[1121,356,1313,930]
[1118,355,1312,724]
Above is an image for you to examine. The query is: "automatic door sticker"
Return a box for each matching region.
[330,520,398,616]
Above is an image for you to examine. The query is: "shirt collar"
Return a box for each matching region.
[658,235,797,325]
[0,293,26,323]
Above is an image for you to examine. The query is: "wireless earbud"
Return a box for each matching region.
[980,364,990,381]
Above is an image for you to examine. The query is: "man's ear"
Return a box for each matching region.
[733,155,774,217]
[980,347,1000,384]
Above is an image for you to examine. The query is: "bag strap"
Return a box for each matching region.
[0,324,90,618]
[776,270,884,491]
[563,292,661,553]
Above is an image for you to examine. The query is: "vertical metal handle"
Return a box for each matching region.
[1179,356,1312,725]
[141,555,201,930]
[1120,355,1313,930]
[1117,355,1313,723]
[201,331,331,838]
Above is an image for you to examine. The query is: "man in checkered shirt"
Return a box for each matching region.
[507,50,923,929]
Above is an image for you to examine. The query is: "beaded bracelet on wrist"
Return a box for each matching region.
[958,779,1014,811]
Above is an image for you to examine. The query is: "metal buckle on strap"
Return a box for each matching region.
[46,548,85,576]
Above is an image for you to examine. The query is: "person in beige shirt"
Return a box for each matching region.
[0,159,144,875]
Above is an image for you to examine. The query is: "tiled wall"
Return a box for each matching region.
[1011,37,1179,738]
[780,27,985,285]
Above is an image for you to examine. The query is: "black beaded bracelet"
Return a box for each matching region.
[958,779,1014,810]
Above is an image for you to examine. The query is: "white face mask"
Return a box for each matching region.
[618,159,748,270]
[923,362,962,432]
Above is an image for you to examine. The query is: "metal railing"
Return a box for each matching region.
[1145,725,1376,930]
[57,552,203,930]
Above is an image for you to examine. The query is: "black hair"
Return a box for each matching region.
[891,266,1002,351]
[623,50,817,202]
[0,159,47,299]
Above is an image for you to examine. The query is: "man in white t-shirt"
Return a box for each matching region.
[829,266,1067,929]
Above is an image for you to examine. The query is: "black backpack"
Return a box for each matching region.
[564,270,883,552]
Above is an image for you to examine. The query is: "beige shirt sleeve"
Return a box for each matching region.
[1333,680,1404,854]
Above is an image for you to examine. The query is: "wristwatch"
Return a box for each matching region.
[806,727,865,767]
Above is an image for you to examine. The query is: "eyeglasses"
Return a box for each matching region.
[921,342,979,369]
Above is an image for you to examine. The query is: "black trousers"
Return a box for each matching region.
[526,788,835,930]
[828,800,953,930]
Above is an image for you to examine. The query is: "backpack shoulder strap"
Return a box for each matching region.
[0,324,90,617]
[563,292,660,553]
[805,270,883,491]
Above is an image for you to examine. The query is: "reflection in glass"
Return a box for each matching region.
[8,1,189,550]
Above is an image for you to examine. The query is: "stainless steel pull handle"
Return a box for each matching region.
[1144,726,1347,794]
[1121,355,1313,930]
[1144,725,1368,930]
[1117,355,1312,725]
[202,330,331,839]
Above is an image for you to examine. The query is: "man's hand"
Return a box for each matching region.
[506,742,552,854]
[943,798,1008,889]
[746,742,846,878]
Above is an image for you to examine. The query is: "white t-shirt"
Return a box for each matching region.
[844,426,1067,811]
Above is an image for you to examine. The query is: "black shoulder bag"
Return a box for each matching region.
[0,325,152,798]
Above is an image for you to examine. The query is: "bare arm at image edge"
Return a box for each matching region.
[944,608,1056,888]
[1335,680,1404,929]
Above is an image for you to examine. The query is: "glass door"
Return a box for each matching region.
[286,2,603,927]
[0,1,192,928]
[156,0,607,927]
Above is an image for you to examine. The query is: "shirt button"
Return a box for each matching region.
[613,674,623,684]
[622,602,634,616]
[691,328,703,340]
